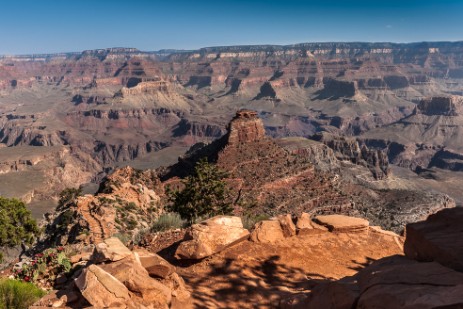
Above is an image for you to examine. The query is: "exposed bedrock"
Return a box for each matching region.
[328,106,413,135]
[93,140,168,166]
[315,78,358,100]
[414,96,463,116]
[312,132,390,180]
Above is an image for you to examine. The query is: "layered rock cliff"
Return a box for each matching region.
[1,42,463,207]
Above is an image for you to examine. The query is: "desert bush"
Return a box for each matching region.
[242,214,270,230]
[113,232,131,245]
[167,158,232,224]
[14,247,71,288]
[124,202,137,211]
[0,279,45,309]
[151,213,186,232]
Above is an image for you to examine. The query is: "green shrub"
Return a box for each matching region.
[124,202,137,212]
[0,197,40,248]
[0,279,45,309]
[151,213,186,232]
[126,217,138,230]
[242,214,270,230]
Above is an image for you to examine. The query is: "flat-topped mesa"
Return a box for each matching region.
[415,96,463,116]
[226,109,266,145]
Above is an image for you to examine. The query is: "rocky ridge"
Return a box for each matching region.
[160,110,453,233]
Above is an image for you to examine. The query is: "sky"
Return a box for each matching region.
[0,0,462,54]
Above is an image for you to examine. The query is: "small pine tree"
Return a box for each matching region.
[168,158,232,224]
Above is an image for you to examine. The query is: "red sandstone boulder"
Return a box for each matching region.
[175,216,250,259]
[100,255,172,308]
[278,214,297,237]
[314,215,369,233]
[404,207,463,272]
[295,212,329,234]
[250,220,286,243]
[295,212,313,231]
[356,256,463,309]
[92,237,132,263]
[75,264,133,309]
[133,248,175,279]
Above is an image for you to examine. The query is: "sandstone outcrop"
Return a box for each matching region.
[226,109,267,145]
[250,220,286,244]
[356,257,463,309]
[44,166,163,245]
[175,216,250,259]
[312,132,390,180]
[404,207,463,271]
[251,213,335,243]
[415,96,463,116]
[282,207,463,309]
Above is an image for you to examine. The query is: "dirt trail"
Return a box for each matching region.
[78,199,105,244]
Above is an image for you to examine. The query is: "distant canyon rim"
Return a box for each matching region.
[1,41,463,216]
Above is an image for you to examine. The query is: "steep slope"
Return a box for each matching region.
[160,110,454,232]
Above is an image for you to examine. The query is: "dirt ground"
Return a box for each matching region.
[150,229,403,308]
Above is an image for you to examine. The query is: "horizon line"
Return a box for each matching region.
[1,39,463,57]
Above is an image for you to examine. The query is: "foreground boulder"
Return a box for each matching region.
[278,214,297,237]
[250,220,286,243]
[100,255,172,307]
[75,264,133,309]
[35,237,191,308]
[356,256,463,309]
[314,215,369,233]
[134,248,175,279]
[175,216,250,259]
[252,213,337,243]
[92,237,132,263]
[405,207,463,271]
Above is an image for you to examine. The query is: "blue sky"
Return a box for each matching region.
[0,0,462,54]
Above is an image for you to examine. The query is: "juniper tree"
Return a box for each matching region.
[0,197,40,251]
[168,158,232,224]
